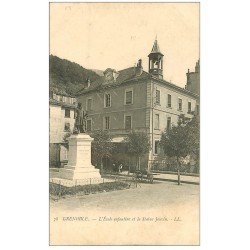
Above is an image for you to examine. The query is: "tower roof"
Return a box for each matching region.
[152,38,161,52]
[149,38,164,56]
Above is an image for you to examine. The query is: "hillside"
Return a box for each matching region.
[90,69,104,76]
[49,55,101,96]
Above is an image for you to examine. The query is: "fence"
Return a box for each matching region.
[150,160,199,174]
[49,175,138,200]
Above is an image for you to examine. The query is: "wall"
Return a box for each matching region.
[49,104,75,143]
[50,105,63,143]
[77,78,198,170]
[49,104,75,167]
[150,79,198,163]
[49,143,60,167]
[77,80,150,136]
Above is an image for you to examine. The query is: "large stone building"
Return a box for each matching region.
[76,39,199,170]
[49,91,77,167]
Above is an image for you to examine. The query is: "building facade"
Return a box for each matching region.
[76,39,199,170]
[49,92,77,167]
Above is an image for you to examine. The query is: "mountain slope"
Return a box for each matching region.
[49,55,101,95]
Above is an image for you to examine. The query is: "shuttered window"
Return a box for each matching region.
[125,90,133,104]
[156,90,160,105]
[188,102,192,113]
[65,108,70,118]
[87,98,92,111]
[178,98,182,111]
[105,93,111,107]
[105,116,110,130]
[167,117,171,130]
[167,94,172,107]
[155,114,160,129]
[125,116,132,130]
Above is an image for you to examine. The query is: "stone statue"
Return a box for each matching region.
[74,103,88,134]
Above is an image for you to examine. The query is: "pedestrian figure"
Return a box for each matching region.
[112,163,116,173]
[119,164,123,173]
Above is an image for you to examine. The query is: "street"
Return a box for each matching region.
[50,181,199,245]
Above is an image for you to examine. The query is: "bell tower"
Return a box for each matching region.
[148,38,164,79]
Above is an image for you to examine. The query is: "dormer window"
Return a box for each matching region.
[103,68,119,83]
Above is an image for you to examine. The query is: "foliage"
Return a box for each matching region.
[49,181,130,198]
[124,131,150,169]
[62,132,72,149]
[160,114,200,170]
[125,131,150,156]
[91,130,116,170]
[49,55,101,95]
[186,114,200,167]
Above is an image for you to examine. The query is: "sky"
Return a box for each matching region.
[50,3,199,87]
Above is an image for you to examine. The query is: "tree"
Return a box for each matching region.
[125,131,150,170]
[160,114,198,184]
[62,132,72,149]
[186,114,200,171]
[91,130,115,171]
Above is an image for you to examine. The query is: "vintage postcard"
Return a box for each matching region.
[49,2,200,245]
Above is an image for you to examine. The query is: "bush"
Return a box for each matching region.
[49,181,130,197]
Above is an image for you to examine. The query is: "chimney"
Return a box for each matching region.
[135,59,143,76]
[195,60,200,73]
[186,69,190,83]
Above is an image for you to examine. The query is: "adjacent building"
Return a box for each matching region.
[76,39,199,170]
[185,59,200,96]
[49,91,77,167]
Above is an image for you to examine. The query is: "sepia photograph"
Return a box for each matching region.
[49,2,200,245]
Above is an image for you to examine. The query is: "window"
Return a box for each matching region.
[64,122,70,132]
[59,95,63,102]
[104,116,110,130]
[167,94,172,108]
[178,98,182,111]
[155,114,160,130]
[105,93,111,107]
[125,90,133,105]
[156,90,160,105]
[65,108,70,118]
[155,140,160,155]
[87,98,92,111]
[86,119,92,132]
[167,117,171,130]
[188,101,192,113]
[125,115,132,130]
[196,104,200,115]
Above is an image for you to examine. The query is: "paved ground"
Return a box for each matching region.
[50,181,199,245]
[104,171,199,184]
[153,173,199,184]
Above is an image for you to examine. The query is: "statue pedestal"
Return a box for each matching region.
[59,133,101,180]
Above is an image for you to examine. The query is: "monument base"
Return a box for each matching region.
[58,133,101,180]
[59,166,101,180]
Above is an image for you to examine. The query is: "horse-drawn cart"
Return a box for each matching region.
[132,170,154,183]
